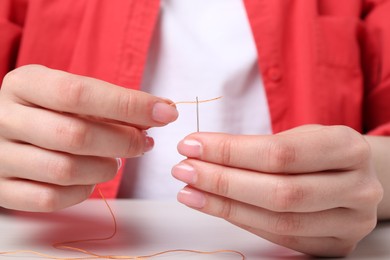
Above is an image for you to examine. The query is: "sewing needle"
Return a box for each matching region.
[196,96,199,132]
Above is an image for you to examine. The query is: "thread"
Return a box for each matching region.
[170,96,222,106]
[0,188,245,259]
[171,96,222,132]
[0,96,245,259]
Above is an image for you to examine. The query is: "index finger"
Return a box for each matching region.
[177,126,369,173]
[2,65,178,127]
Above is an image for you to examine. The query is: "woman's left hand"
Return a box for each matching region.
[172,125,383,257]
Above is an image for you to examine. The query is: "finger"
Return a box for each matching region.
[172,160,355,212]
[0,178,94,212]
[0,141,118,186]
[0,103,154,157]
[176,187,374,244]
[173,160,382,213]
[177,126,369,173]
[2,65,178,127]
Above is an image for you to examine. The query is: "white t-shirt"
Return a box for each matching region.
[118,0,272,199]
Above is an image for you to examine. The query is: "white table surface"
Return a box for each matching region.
[0,199,389,260]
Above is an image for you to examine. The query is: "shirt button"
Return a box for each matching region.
[268,67,282,82]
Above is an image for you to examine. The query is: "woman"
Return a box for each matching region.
[0,0,389,256]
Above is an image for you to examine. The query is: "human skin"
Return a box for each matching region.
[173,125,387,257]
[0,65,178,212]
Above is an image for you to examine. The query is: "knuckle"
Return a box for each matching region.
[37,188,60,212]
[56,119,89,151]
[214,171,230,196]
[329,126,370,165]
[368,181,384,204]
[2,68,25,91]
[217,198,236,220]
[273,179,305,212]
[351,142,371,166]
[216,137,234,166]
[357,179,384,205]
[270,213,302,235]
[2,65,45,90]
[56,76,89,109]
[267,139,296,172]
[46,156,78,185]
[374,183,384,204]
[2,69,19,87]
[116,92,138,120]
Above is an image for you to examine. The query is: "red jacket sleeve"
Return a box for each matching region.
[362,0,390,135]
[0,0,27,82]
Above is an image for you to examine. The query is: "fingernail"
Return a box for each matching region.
[152,102,179,124]
[178,139,202,158]
[116,158,122,170]
[172,163,197,184]
[177,187,205,208]
[143,131,154,152]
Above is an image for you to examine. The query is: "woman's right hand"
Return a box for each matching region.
[0,65,178,212]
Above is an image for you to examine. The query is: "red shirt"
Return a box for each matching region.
[1,0,390,198]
